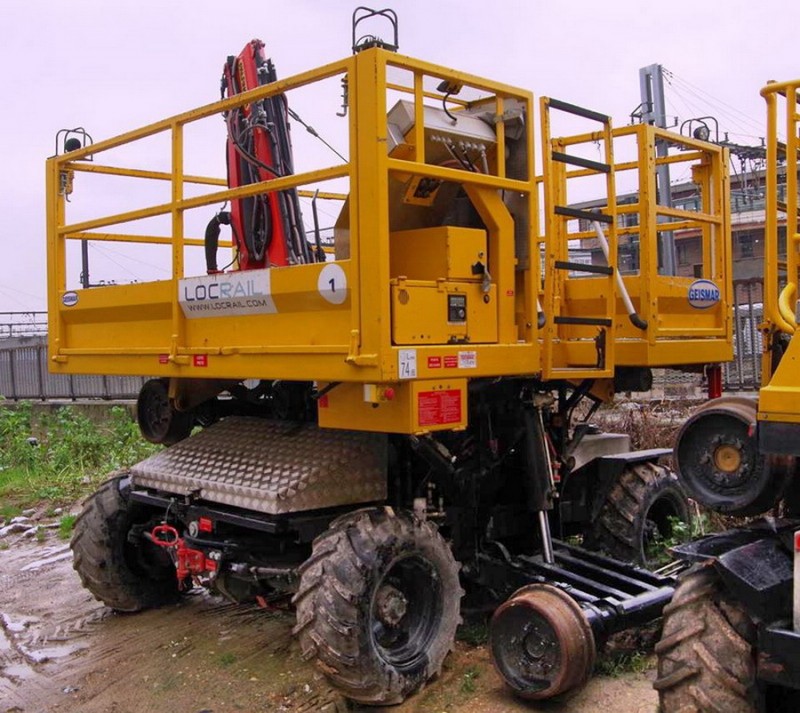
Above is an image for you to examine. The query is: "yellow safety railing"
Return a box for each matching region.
[762,80,800,340]
[46,48,540,384]
[538,121,731,370]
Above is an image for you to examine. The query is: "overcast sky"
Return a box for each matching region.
[2,0,799,313]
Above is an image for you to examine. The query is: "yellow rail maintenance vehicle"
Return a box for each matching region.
[49,9,733,705]
[659,81,800,712]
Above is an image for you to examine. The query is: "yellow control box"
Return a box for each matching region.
[391,279,497,345]
[390,226,487,281]
[317,379,468,434]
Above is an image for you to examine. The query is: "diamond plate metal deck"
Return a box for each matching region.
[130,417,387,515]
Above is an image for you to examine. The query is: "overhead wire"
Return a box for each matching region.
[666,70,763,131]
[664,68,763,137]
[0,284,36,309]
[89,242,170,274]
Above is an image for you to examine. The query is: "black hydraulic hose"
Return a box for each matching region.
[522,407,552,513]
[204,211,231,274]
[629,313,648,330]
[311,190,325,262]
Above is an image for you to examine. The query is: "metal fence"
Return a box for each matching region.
[725,280,764,391]
[0,336,147,400]
[0,283,771,401]
[0,311,48,339]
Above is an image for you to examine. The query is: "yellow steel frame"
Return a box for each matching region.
[46,48,540,385]
[46,46,733,407]
[539,122,732,373]
[540,98,619,379]
[758,79,800,423]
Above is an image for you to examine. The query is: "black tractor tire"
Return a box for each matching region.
[590,461,690,566]
[71,473,181,612]
[136,378,193,446]
[654,564,760,713]
[292,507,462,705]
[674,397,793,517]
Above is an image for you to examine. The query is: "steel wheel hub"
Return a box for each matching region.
[490,584,595,700]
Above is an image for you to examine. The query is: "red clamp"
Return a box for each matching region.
[150,524,217,589]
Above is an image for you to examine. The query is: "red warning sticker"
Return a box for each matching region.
[443,355,458,369]
[158,354,169,365]
[427,356,442,369]
[418,389,462,426]
[193,354,208,367]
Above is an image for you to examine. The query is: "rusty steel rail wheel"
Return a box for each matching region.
[489,583,595,700]
[292,507,462,705]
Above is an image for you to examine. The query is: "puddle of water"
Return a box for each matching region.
[19,641,86,663]
[0,626,12,654]
[1,612,36,634]
[2,662,34,679]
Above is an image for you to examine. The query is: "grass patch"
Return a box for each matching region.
[596,650,651,677]
[218,652,237,667]
[646,512,712,566]
[0,502,22,521]
[460,666,481,694]
[58,514,78,540]
[0,401,158,510]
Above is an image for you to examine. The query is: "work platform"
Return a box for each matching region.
[47,47,733,433]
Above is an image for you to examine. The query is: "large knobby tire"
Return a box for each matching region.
[655,564,760,713]
[591,461,690,566]
[292,507,462,705]
[71,474,181,612]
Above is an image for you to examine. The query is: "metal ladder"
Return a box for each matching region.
[540,97,619,380]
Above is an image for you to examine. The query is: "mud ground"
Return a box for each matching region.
[0,519,658,713]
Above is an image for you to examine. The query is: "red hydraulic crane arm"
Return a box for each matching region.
[218,39,313,270]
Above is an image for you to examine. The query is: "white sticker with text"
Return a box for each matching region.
[399,349,418,379]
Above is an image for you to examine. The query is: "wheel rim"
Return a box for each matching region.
[674,402,773,513]
[370,554,442,670]
[714,443,743,473]
[490,584,595,699]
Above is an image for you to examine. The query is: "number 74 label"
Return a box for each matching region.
[398,349,418,379]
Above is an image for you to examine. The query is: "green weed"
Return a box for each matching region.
[218,652,237,667]
[58,514,78,540]
[596,651,651,677]
[646,512,712,565]
[0,402,158,509]
[460,666,481,694]
[0,502,21,521]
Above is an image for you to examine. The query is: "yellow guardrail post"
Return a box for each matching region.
[170,121,188,365]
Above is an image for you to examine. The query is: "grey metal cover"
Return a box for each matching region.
[131,417,387,515]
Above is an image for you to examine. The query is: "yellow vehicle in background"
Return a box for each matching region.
[659,81,800,712]
[49,8,734,706]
